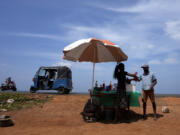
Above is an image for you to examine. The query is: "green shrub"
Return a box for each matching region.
[0,93,49,111]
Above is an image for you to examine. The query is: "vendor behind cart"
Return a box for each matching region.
[113,63,137,122]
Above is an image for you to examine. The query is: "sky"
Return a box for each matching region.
[0,0,180,94]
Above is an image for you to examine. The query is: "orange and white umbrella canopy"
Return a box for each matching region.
[63,38,128,63]
[63,38,128,88]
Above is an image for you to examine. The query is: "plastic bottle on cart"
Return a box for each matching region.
[100,84,103,90]
[109,81,112,91]
[113,83,117,91]
[102,81,105,91]
[95,81,98,88]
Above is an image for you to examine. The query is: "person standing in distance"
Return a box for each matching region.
[138,64,157,120]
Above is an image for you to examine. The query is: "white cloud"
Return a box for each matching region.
[62,23,180,62]
[0,63,8,67]
[53,59,108,73]
[8,32,63,41]
[65,25,129,43]
[127,43,157,59]
[148,59,162,65]
[165,20,180,40]
[53,62,72,67]
[63,24,162,60]
[105,0,156,13]
[164,57,179,64]
[147,44,155,49]
[23,52,60,60]
[164,53,180,64]
[83,0,180,61]
[6,0,180,64]
[2,50,61,61]
[71,62,105,71]
[102,0,180,16]
[148,55,180,65]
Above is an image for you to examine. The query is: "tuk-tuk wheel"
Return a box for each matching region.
[58,87,65,94]
[13,87,17,91]
[0,88,5,91]
[64,89,70,94]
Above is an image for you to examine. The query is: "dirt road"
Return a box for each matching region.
[1,94,180,135]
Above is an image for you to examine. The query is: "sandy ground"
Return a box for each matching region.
[1,94,180,135]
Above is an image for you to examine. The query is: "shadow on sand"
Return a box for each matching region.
[146,113,164,119]
[101,110,164,124]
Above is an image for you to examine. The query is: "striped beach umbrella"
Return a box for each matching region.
[63,38,128,88]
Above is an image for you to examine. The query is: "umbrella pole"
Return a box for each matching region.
[92,63,95,89]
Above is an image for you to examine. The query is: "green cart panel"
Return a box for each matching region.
[92,88,141,107]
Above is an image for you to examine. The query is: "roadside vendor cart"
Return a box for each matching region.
[63,38,138,122]
[82,87,141,122]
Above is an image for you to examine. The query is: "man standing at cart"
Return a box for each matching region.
[138,64,157,120]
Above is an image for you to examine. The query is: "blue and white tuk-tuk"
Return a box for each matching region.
[30,66,72,94]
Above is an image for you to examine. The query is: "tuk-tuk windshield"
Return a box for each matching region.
[38,69,46,76]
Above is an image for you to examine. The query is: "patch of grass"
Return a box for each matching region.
[0,93,51,111]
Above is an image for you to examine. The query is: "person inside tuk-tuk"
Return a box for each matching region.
[113,63,138,122]
[46,70,56,88]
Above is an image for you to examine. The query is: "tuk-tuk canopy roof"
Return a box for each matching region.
[39,66,72,79]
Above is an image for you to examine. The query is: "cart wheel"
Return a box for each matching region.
[82,99,97,122]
